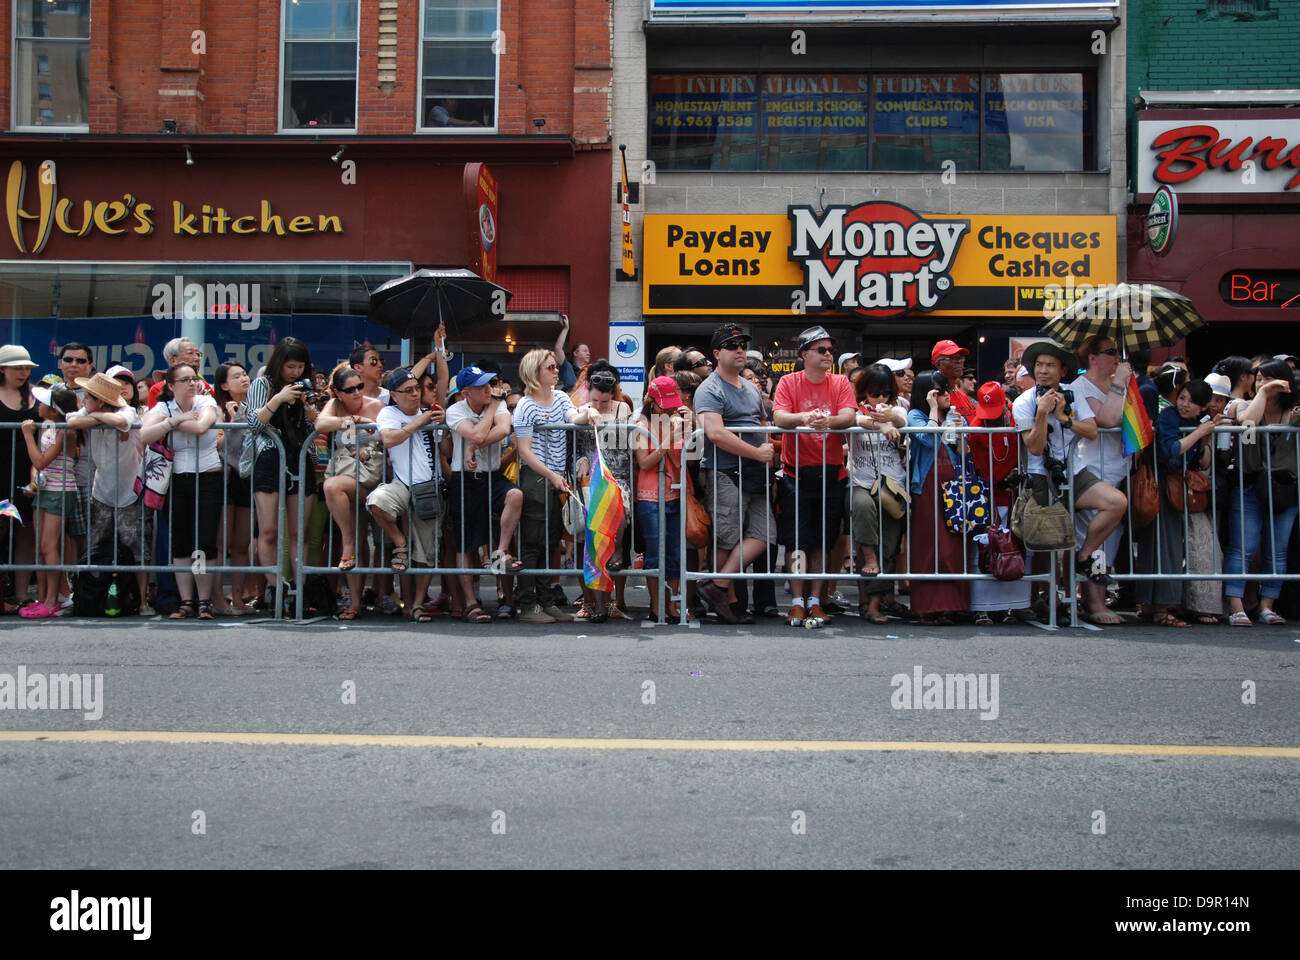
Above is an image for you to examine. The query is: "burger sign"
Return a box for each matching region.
[787,202,969,320]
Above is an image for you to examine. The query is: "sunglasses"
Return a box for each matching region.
[717,341,748,352]
[60,356,90,364]
[337,384,364,395]
[589,377,617,390]
[689,357,712,370]
[809,346,834,355]
[544,363,558,372]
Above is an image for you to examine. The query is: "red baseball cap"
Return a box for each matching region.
[646,375,683,409]
[931,340,969,365]
[975,381,1006,420]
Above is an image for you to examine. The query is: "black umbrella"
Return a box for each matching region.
[368,268,512,339]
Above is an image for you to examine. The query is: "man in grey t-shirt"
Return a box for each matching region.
[693,323,778,624]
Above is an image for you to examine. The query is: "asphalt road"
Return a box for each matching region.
[1,594,1297,869]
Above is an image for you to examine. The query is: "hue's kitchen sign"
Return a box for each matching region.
[1137,112,1300,196]
[5,160,344,255]
[643,205,1115,318]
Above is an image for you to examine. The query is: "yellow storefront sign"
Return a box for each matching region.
[643,212,1116,318]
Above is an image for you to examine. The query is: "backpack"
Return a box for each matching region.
[300,574,337,618]
[72,546,141,617]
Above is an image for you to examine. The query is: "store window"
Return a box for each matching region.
[419,0,499,130]
[281,0,359,131]
[650,70,1094,174]
[12,1,90,129]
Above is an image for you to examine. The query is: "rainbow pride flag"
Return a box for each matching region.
[582,433,626,592]
[0,499,22,524]
[1120,373,1154,456]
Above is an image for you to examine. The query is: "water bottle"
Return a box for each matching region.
[942,408,962,446]
[105,579,121,618]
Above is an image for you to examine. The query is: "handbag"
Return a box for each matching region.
[1165,469,1210,514]
[669,451,711,548]
[408,478,447,521]
[1129,454,1160,530]
[978,526,1026,581]
[942,454,991,536]
[135,403,176,510]
[865,433,909,520]
[1010,479,1074,552]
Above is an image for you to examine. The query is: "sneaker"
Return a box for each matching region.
[541,604,574,623]
[549,585,569,608]
[138,603,156,617]
[378,594,402,616]
[730,601,755,625]
[698,580,738,624]
[519,604,557,624]
[60,595,74,610]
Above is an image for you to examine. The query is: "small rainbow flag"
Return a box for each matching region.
[0,499,22,524]
[582,433,626,592]
[1120,373,1154,456]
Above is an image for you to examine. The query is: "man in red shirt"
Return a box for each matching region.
[932,339,977,423]
[772,325,857,627]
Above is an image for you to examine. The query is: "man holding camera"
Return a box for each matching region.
[1012,341,1128,603]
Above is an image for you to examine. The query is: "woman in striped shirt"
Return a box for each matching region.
[511,348,597,624]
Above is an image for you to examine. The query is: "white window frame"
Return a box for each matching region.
[11,0,91,132]
[416,0,500,134]
[278,0,360,135]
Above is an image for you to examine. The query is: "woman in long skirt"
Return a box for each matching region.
[906,372,970,625]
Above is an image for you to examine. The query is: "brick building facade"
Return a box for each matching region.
[1,0,613,381]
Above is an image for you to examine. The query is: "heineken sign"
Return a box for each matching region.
[1146,185,1178,257]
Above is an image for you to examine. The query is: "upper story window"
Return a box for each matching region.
[281,0,358,131]
[420,0,499,131]
[13,1,90,129]
[649,71,1095,173]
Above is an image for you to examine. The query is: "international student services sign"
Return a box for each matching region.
[650,1,1117,14]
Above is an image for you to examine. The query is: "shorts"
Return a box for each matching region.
[700,468,775,551]
[254,448,318,498]
[448,471,518,554]
[35,488,76,516]
[366,481,441,566]
[1030,467,1101,506]
[776,467,846,551]
[224,468,253,508]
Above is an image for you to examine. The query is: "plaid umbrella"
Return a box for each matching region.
[1040,283,1206,354]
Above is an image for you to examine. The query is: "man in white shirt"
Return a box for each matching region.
[1013,340,1127,606]
[67,377,150,612]
[366,368,443,621]
[444,365,524,621]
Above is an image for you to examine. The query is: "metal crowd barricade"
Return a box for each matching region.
[676,422,1060,626]
[293,419,670,623]
[1077,422,1300,627]
[0,421,288,617]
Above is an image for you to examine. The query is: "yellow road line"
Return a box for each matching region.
[0,730,1297,758]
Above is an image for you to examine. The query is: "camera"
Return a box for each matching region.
[1042,450,1070,491]
[1038,383,1073,406]
[292,378,319,404]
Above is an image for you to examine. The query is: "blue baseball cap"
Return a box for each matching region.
[455,365,495,391]
[384,368,416,399]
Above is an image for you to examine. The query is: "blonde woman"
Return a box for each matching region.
[511,348,597,624]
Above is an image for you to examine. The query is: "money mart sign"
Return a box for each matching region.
[643,206,1116,319]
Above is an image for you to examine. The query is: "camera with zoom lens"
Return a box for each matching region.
[1038,383,1073,407]
[1042,450,1070,491]
[292,378,319,404]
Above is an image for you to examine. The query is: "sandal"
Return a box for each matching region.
[337,555,357,572]
[169,600,197,620]
[1153,612,1189,628]
[1085,610,1124,626]
[1228,611,1252,627]
[880,600,909,618]
[975,613,994,626]
[858,603,889,625]
[1001,611,1023,625]
[607,604,631,620]
[2,598,21,616]
[390,545,409,573]
[919,614,954,626]
[197,600,215,621]
[1196,614,1221,625]
[496,604,515,620]
[337,607,360,621]
[462,605,492,624]
[408,606,433,623]
[1259,609,1287,625]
